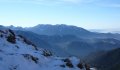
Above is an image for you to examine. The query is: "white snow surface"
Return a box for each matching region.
[0,29,94,70]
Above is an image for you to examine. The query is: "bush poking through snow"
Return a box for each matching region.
[15,45,19,49]
[85,64,90,70]
[42,49,52,57]
[66,61,74,68]
[22,54,39,64]
[77,62,84,69]
[63,58,74,68]
[6,29,16,44]
[7,34,16,44]
[9,65,18,70]
[0,34,3,37]
[63,58,70,62]
[31,56,39,64]
[60,65,65,68]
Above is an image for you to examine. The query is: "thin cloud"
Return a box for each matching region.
[0,0,95,4]
[94,0,120,8]
[1,0,120,7]
[96,3,120,8]
[61,0,96,3]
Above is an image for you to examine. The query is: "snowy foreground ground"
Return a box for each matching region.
[0,29,95,70]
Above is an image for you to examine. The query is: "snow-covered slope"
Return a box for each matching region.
[0,29,94,70]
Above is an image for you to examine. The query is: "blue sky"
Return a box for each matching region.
[0,0,120,29]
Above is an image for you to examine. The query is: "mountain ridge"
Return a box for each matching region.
[0,29,95,70]
[2,24,120,40]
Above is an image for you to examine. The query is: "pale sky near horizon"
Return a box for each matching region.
[0,0,120,29]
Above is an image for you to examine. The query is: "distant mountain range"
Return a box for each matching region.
[0,24,120,58]
[17,24,120,39]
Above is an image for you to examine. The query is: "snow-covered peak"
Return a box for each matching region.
[0,29,94,70]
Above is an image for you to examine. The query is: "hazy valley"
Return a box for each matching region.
[0,24,120,70]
